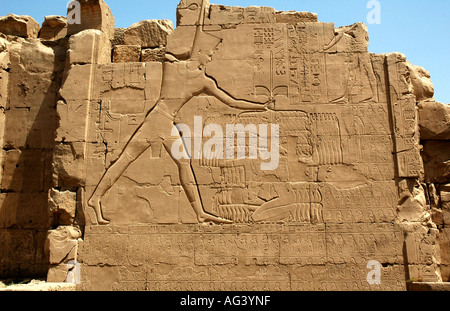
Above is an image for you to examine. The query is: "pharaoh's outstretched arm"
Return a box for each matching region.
[203,78,268,111]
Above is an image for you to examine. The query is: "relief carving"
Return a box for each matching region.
[0,0,443,290]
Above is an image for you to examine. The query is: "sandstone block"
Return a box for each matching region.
[1,149,46,193]
[422,141,450,184]
[9,37,64,74]
[407,61,435,101]
[113,45,141,63]
[419,101,450,140]
[39,16,68,40]
[141,47,165,63]
[441,185,450,225]
[59,65,94,101]
[0,229,36,265]
[439,228,450,279]
[0,69,8,109]
[56,99,91,142]
[67,0,115,40]
[243,6,276,24]
[67,30,111,65]
[0,35,9,69]
[0,193,49,229]
[0,14,39,38]
[123,20,173,48]
[111,27,126,46]
[47,264,71,283]
[207,5,244,26]
[48,189,77,226]
[45,226,81,264]
[275,11,318,23]
[52,143,87,188]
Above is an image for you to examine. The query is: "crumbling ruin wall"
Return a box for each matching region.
[0,0,449,290]
[0,15,67,278]
[418,99,450,281]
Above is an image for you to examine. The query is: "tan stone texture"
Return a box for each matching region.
[0,14,40,38]
[39,16,68,41]
[67,30,111,65]
[113,45,141,63]
[141,47,166,63]
[123,20,173,48]
[422,141,450,184]
[67,0,115,40]
[419,101,450,140]
[0,34,66,278]
[0,0,449,290]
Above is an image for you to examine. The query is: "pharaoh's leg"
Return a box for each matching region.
[162,139,232,224]
[88,121,154,224]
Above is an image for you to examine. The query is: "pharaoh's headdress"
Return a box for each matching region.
[166,0,222,60]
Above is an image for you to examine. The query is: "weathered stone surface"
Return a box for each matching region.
[275,11,318,23]
[0,14,40,38]
[141,47,165,62]
[123,20,173,48]
[439,227,450,281]
[113,45,141,63]
[0,22,65,279]
[0,229,49,278]
[206,5,244,26]
[48,189,77,226]
[0,192,49,228]
[67,0,115,40]
[45,226,81,264]
[419,101,450,140]
[0,0,449,290]
[407,61,435,101]
[422,141,450,184]
[111,27,126,46]
[39,16,68,40]
[67,29,111,65]
[441,185,450,226]
[52,143,87,188]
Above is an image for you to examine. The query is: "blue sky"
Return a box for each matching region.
[0,0,448,102]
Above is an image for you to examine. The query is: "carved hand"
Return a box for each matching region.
[264,100,276,111]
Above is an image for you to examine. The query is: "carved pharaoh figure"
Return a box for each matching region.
[88,0,271,224]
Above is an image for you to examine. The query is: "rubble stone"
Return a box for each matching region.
[0,14,40,38]
[39,16,68,41]
[113,45,141,63]
[419,101,450,140]
[123,20,173,48]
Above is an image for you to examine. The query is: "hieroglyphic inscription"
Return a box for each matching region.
[78,223,405,291]
[54,0,435,292]
[386,54,423,178]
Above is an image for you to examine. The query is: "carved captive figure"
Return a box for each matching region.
[88,0,271,224]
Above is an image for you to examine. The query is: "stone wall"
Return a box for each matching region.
[0,0,449,290]
[0,25,66,277]
[419,100,450,281]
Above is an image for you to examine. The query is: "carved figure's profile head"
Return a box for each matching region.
[198,49,214,66]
